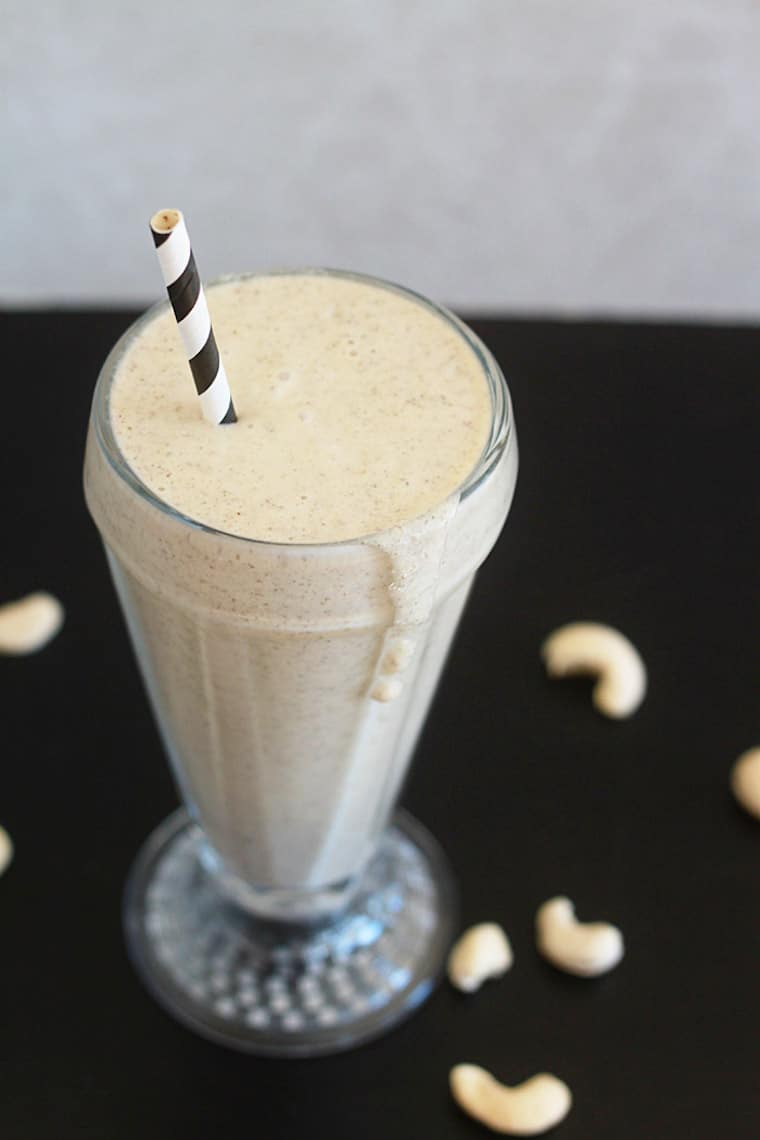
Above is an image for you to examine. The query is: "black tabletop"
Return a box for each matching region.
[1,309,758,1139]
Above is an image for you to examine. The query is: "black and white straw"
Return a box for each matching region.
[149,209,236,425]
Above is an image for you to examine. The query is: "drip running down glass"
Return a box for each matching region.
[84,269,518,1054]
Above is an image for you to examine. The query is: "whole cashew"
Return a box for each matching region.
[450,1065,572,1136]
[541,622,646,718]
[448,923,513,992]
[731,748,760,820]
[536,896,623,976]
[0,592,64,655]
[0,826,13,877]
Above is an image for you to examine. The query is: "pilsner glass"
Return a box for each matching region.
[84,270,517,1055]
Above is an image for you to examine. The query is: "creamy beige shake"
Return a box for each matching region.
[85,272,517,895]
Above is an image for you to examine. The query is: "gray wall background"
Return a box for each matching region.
[2,0,758,315]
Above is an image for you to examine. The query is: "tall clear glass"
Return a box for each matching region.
[84,270,517,1055]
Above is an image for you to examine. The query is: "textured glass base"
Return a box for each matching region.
[124,809,457,1056]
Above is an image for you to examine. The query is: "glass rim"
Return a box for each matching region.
[91,267,514,550]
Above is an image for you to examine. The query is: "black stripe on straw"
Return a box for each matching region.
[219,400,236,424]
[151,228,172,248]
[167,255,201,322]
[188,331,220,396]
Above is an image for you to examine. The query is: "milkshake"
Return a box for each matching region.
[86,270,516,889]
[84,269,517,1053]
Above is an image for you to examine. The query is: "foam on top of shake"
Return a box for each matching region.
[111,273,492,543]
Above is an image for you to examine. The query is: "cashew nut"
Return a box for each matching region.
[450,1065,572,1136]
[541,622,646,718]
[536,896,624,976]
[730,748,760,820]
[448,923,513,992]
[0,592,64,655]
[0,826,13,877]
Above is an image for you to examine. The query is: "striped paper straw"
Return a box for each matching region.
[149,209,237,425]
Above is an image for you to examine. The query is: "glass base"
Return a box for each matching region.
[123,809,457,1056]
